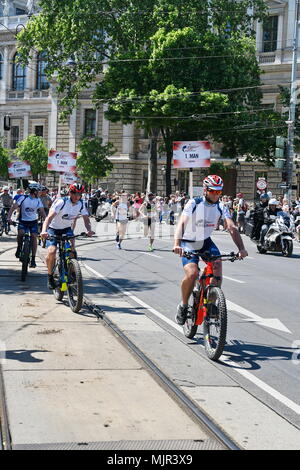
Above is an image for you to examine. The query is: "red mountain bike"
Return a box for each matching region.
[182,251,240,361]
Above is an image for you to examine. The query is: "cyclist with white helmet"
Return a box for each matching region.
[173,175,248,325]
[8,183,46,268]
[41,183,94,289]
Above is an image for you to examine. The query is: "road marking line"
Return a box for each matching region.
[83,263,300,416]
[138,251,162,259]
[223,276,245,284]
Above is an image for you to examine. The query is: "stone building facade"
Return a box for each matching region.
[0,1,299,200]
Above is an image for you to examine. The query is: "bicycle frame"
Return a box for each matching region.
[54,238,73,291]
[195,262,216,326]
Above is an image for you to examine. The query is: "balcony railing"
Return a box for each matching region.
[258,52,276,64]
[7,89,50,100]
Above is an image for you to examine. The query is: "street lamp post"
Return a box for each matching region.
[286,0,300,204]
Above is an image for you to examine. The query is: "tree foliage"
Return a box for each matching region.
[77,137,114,184]
[17,0,282,192]
[0,140,11,179]
[16,135,48,178]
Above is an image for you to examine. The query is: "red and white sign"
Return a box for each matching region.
[173,141,211,168]
[256,178,268,190]
[48,150,77,172]
[8,161,32,178]
[61,172,78,184]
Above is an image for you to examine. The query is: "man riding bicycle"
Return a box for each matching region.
[0,186,13,233]
[7,183,46,268]
[173,175,248,325]
[40,183,94,289]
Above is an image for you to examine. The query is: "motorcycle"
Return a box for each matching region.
[95,201,111,222]
[295,215,300,242]
[257,212,294,257]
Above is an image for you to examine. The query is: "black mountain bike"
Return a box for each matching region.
[50,232,87,313]
[19,225,34,282]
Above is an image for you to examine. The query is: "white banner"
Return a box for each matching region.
[8,161,32,178]
[173,141,211,168]
[48,150,77,172]
[61,172,78,184]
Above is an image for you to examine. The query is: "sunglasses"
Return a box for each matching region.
[207,189,222,195]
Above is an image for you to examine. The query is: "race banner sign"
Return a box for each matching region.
[61,172,78,184]
[173,141,211,168]
[8,161,32,178]
[48,150,77,172]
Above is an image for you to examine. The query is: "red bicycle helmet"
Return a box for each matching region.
[203,174,224,191]
[69,183,85,193]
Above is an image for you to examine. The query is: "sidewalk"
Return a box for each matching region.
[0,240,218,450]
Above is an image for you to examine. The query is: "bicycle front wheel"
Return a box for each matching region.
[67,259,83,313]
[53,261,64,301]
[203,287,227,361]
[21,238,30,282]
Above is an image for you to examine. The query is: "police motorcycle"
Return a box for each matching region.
[95,201,111,222]
[257,211,294,257]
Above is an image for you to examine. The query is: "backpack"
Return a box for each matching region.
[58,196,84,214]
[192,197,223,218]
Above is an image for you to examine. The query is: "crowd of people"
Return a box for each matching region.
[1,184,300,249]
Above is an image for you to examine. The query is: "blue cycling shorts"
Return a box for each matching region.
[181,237,221,267]
[46,227,74,247]
[18,220,39,234]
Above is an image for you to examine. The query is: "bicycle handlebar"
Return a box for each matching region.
[47,232,94,241]
[182,250,240,262]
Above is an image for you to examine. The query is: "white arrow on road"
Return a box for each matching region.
[227,300,292,334]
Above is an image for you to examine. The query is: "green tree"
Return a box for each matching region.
[16,135,48,179]
[17,0,273,193]
[0,140,11,179]
[77,137,114,184]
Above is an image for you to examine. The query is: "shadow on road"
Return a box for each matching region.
[221,340,295,370]
[1,349,49,364]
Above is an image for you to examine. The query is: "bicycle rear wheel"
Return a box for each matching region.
[21,238,30,282]
[203,286,227,361]
[67,259,83,313]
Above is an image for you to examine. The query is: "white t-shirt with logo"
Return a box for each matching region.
[49,197,89,230]
[17,195,44,222]
[181,197,231,250]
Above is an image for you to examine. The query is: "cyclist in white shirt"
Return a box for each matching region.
[8,183,46,268]
[41,183,94,289]
[173,175,248,325]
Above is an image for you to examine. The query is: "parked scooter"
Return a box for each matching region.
[257,212,294,256]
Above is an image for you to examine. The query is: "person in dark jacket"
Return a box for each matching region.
[259,199,281,244]
[251,193,269,240]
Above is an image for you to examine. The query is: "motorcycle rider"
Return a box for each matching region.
[259,198,281,245]
[251,193,270,240]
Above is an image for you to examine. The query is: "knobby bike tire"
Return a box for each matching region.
[53,261,64,301]
[203,286,227,361]
[21,238,31,282]
[183,286,199,339]
[67,259,83,313]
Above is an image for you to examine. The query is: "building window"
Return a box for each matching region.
[142,169,148,192]
[36,52,49,90]
[84,109,96,136]
[16,8,26,15]
[263,16,278,52]
[34,125,44,137]
[11,126,19,149]
[12,53,26,90]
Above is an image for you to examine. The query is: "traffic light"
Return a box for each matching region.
[275,136,287,170]
[4,115,11,131]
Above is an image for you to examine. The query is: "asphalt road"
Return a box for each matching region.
[80,228,300,430]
